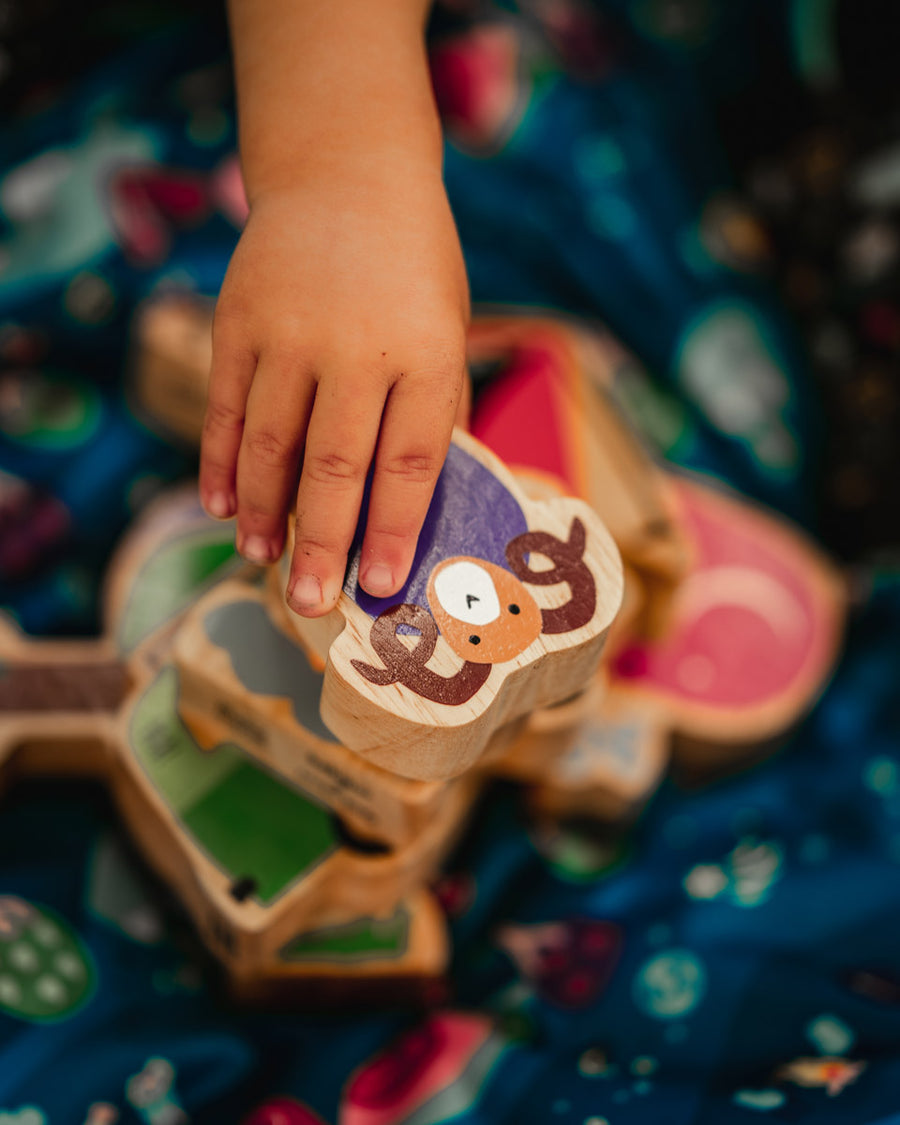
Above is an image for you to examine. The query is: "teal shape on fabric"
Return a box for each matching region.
[0,900,95,1022]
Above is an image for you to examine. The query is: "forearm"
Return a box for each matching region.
[228,0,442,203]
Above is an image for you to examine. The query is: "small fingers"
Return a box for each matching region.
[199,317,256,519]
[287,377,385,617]
[358,365,462,599]
[235,352,316,563]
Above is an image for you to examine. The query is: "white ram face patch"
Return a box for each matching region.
[431,560,502,626]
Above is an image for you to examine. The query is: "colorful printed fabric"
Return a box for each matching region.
[1,2,900,1123]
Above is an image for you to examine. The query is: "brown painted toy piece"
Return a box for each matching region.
[283,429,623,782]
[227,888,449,1007]
[111,661,479,970]
[173,579,454,848]
[0,616,123,785]
[130,295,213,445]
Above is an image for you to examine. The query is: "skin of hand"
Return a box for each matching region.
[199,0,470,618]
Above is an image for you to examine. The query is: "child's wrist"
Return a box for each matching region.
[242,139,445,211]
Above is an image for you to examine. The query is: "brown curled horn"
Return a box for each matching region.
[505,517,596,634]
[351,603,491,705]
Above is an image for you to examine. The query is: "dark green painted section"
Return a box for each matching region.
[183,761,337,904]
[129,668,339,905]
[281,907,410,962]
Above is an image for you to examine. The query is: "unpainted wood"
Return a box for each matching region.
[527,686,669,822]
[130,295,213,444]
[174,579,454,848]
[111,662,479,969]
[227,888,448,1006]
[487,680,601,782]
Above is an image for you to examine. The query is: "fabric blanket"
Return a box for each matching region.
[1,2,899,1121]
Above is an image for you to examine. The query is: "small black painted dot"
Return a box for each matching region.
[469,635,481,645]
[229,876,257,903]
[508,604,520,615]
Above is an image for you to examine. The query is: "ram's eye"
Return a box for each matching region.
[431,560,501,626]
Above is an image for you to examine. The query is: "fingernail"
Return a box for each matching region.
[288,574,322,611]
[240,534,273,564]
[362,564,394,597]
[204,491,233,519]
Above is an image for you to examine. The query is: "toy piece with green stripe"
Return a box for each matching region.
[229,889,448,1006]
[112,664,475,969]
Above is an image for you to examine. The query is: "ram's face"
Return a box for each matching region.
[427,556,542,664]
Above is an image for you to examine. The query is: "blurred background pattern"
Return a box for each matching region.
[1,2,900,1122]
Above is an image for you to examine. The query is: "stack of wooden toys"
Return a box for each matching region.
[0,300,847,1005]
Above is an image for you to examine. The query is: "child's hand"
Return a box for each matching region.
[199,154,469,617]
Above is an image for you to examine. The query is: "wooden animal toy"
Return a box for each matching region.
[228,888,448,1007]
[0,608,467,975]
[488,678,667,823]
[468,314,688,589]
[129,303,626,782]
[173,579,458,849]
[1,488,460,980]
[112,660,477,969]
[526,689,668,822]
[466,314,847,774]
[485,680,601,783]
[130,294,213,445]
[608,473,846,767]
[282,429,623,781]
